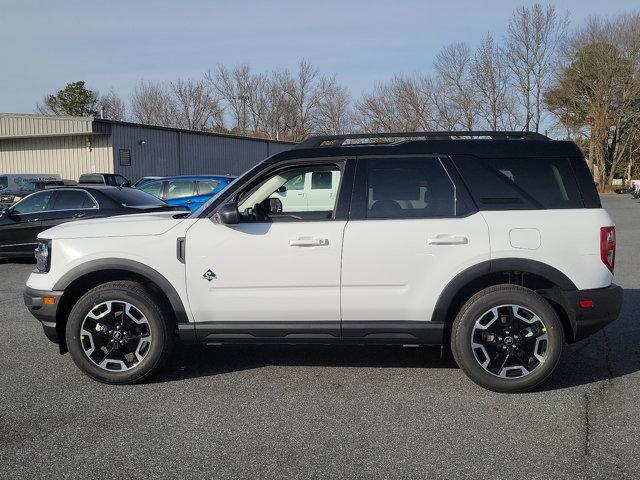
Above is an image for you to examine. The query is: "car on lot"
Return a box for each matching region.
[137,175,236,211]
[0,180,66,209]
[0,186,186,258]
[24,131,622,393]
[78,173,131,187]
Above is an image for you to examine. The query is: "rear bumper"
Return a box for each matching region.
[24,286,63,344]
[545,284,623,343]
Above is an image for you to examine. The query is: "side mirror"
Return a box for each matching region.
[1,207,12,217]
[276,185,287,194]
[217,202,240,225]
[122,180,132,187]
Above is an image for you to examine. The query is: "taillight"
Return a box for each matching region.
[600,226,616,273]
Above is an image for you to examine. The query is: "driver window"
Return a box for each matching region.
[237,165,341,222]
[12,191,55,214]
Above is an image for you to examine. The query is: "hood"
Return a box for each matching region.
[40,211,188,240]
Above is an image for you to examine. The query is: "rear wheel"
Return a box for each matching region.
[66,281,174,384]
[451,284,564,393]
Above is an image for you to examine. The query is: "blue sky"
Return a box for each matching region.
[0,0,636,113]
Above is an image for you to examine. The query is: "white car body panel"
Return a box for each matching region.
[184,219,347,322]
[341,214,490,322]
[482,208,614,290]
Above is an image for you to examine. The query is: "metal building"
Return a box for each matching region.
[0,113,293,182]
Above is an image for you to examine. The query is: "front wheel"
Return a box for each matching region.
[451,284,564,393]
[66,281,174,384]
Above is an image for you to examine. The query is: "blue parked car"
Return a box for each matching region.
[136,175,236,211]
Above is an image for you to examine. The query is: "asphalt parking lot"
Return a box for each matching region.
[1,195,639,479]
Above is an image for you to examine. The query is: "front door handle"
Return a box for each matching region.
[73,213,85,218]
[27,218,40,223]
[427,234,468,245]
[290,237,329,247]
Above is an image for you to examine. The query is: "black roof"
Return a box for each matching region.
[270,132,582,163]
[294,131,549,149]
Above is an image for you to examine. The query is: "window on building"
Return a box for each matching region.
[119,149,132,166]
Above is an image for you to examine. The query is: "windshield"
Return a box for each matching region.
[106,188,167,207]
[189,176,242,218]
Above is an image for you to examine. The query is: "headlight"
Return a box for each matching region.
[34,239,51,273]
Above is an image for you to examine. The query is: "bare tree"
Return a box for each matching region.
[130,80,177,127]
[170,78,223,131]
[205,64,253,133]
[504,4,568,132]
[98,88,127,121]
[472,34,512,130]
[312,76,352,134]
[434,42,478,130]
[285,60,322,140]
[355,75,434,133]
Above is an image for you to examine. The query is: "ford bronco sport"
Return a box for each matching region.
[24,131,623,392]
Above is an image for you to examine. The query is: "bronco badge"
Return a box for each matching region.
[203,269,217,281]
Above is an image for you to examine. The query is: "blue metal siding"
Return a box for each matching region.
[108,122,292,181]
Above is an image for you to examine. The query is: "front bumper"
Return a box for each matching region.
[24,286,63,344]
[544,284,623,343]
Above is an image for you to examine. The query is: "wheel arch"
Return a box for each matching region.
[432,258,576,338]
[54,259,189,354]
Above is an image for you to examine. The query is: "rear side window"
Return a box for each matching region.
[52,190,97,210]
[196,180,220,195]
[311,171,333,189]
[453,156,583,209]
[79,174,103,184]
[363,158,456,219]
[166,180,194,199]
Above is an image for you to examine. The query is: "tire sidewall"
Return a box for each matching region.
[66,283,169,384]
[453,287,564,393]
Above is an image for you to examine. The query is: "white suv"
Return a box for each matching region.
[24,131,623,392]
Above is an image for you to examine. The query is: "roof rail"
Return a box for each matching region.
[295,131,550,149]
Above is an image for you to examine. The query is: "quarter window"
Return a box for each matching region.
[364,158,456,219]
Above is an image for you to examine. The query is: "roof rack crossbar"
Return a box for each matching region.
[295,131,549,149]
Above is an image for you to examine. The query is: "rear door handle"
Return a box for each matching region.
[73,213,85,218]
[427,234,468,245]
[27,218,40,223]
[290,237,329,247]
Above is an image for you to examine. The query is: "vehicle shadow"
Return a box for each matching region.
[148,289,640,390]
[154,344,457,383]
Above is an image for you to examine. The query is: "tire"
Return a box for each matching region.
[451,284,564,393]
[66,281,174,384]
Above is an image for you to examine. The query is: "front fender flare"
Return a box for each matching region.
[53,258,189,324]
